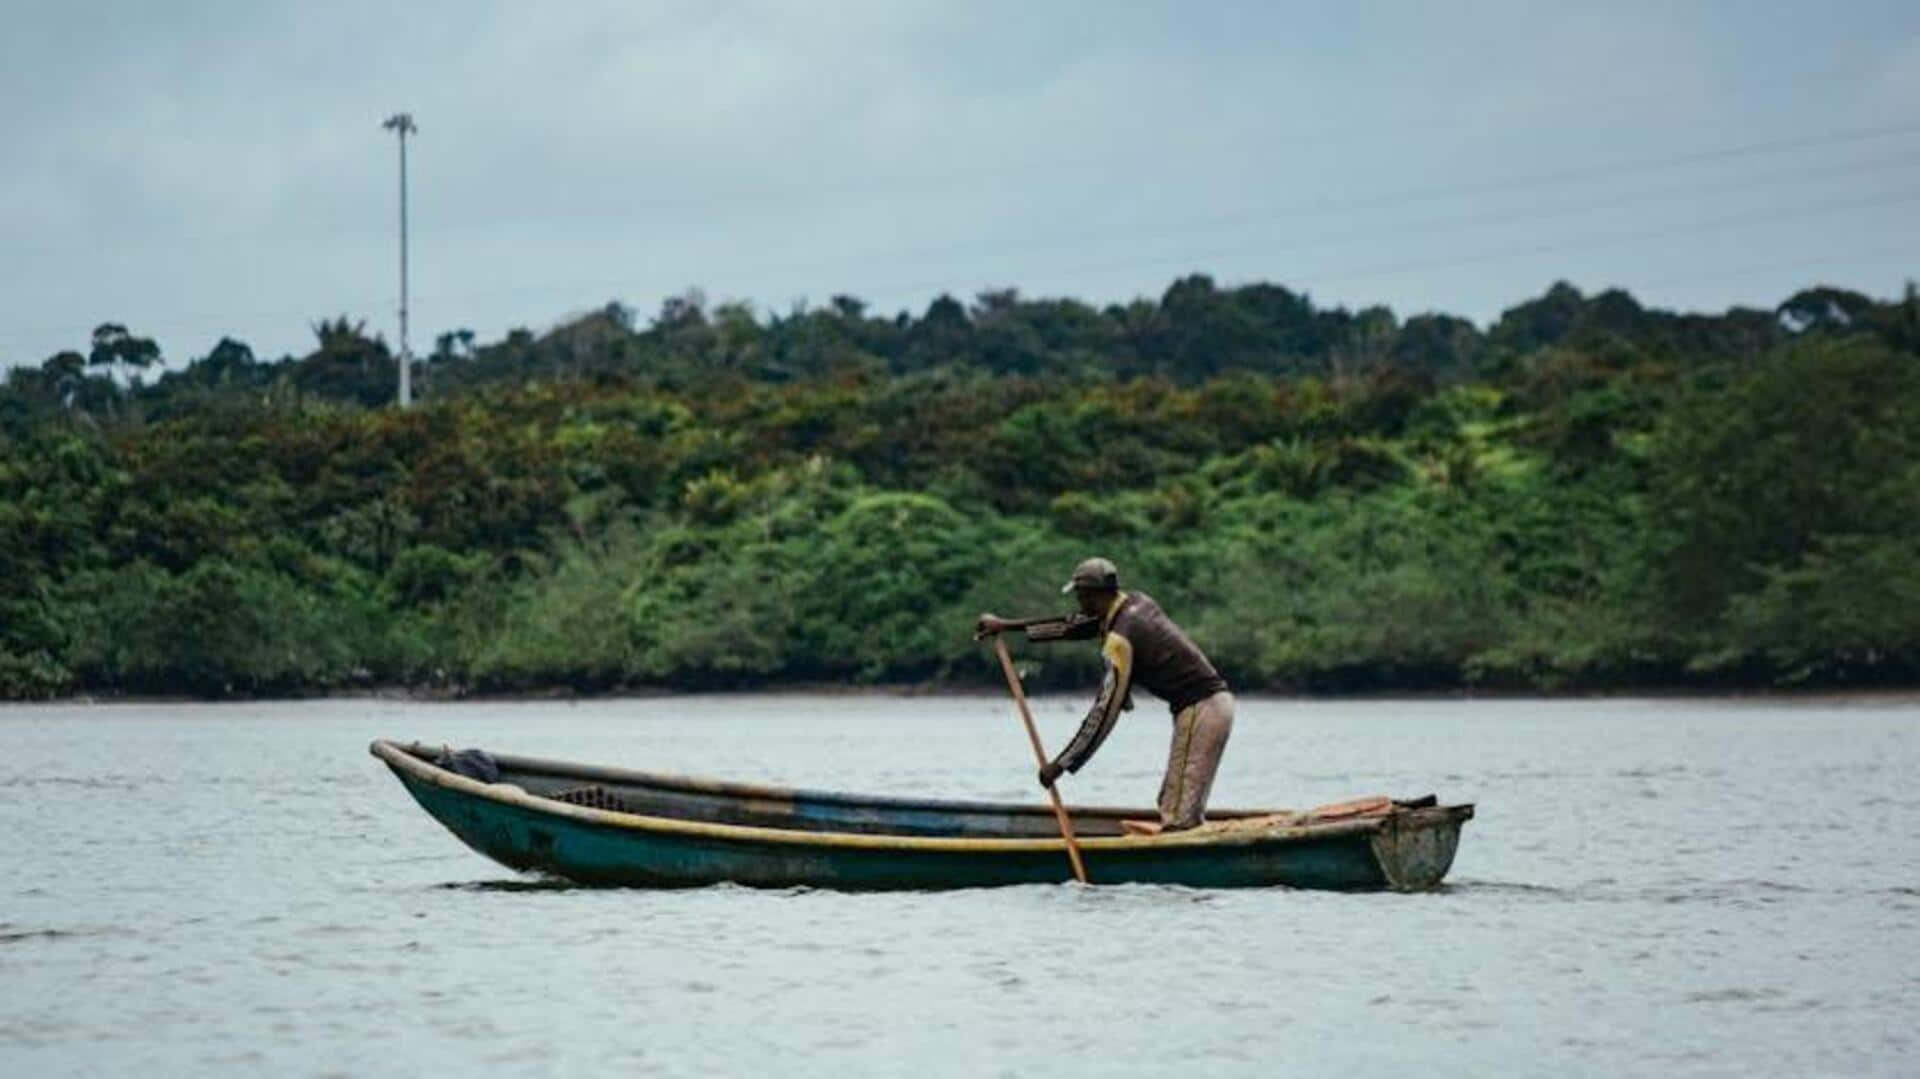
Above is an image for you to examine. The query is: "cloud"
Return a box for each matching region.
[1,1,1915,369]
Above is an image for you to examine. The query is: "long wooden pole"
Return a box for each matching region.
[991,636,1089,884]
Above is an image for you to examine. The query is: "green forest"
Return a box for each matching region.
[2,275,1917,699]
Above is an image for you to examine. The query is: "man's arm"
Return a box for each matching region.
[974,612,1100,643]
[1046,632,1135,780]
[1022,613,1100,643]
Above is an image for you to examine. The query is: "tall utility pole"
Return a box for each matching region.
[382,112,417,408]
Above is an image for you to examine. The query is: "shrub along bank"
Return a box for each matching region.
[2,277,1916,697]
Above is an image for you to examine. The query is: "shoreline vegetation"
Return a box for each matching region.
[4,275,1918,701]
[18,683,1920,709]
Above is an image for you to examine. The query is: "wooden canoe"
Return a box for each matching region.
[370,739,1473,891]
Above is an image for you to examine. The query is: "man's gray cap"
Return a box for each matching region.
[1061,557,1120,594]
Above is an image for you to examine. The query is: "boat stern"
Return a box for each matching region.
[1367,805,1474,891]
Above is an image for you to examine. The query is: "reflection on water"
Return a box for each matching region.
[1,694,1917,1075]
[434,878,594,893]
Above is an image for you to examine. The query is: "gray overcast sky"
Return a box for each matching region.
[3,0,1918,369]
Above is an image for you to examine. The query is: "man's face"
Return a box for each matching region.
[1072,586,1112,617]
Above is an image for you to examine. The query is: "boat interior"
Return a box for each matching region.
[392,741,1437,840]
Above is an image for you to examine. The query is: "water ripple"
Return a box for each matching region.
[3,695,1917,1077]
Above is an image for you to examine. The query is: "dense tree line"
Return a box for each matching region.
[1,275,1916,698]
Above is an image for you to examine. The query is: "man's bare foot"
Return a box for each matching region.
[1120,820,1163,837]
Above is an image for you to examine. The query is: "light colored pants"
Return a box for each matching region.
[1158,691,1235,830]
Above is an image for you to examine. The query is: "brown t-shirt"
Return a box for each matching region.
[1105,591,1229,714]
[1028,591,1228,773]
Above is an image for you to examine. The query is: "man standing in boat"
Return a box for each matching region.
[975,558,1234,833]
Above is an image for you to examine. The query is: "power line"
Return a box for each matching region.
[244,56,1919,238]
[5,118,1920,359]
[1309,189,1920,287]
[851,186,1920,309]
[849,150,1920,297]
[303,125,1920,320]
[346,116,1920,306]
[1634,244,1915,290]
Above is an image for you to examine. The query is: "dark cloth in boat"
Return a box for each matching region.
[434,746,501,784]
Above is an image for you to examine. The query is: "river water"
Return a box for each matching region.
[2,694,1917,1076]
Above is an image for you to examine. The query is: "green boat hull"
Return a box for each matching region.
[373,740,1472,891]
